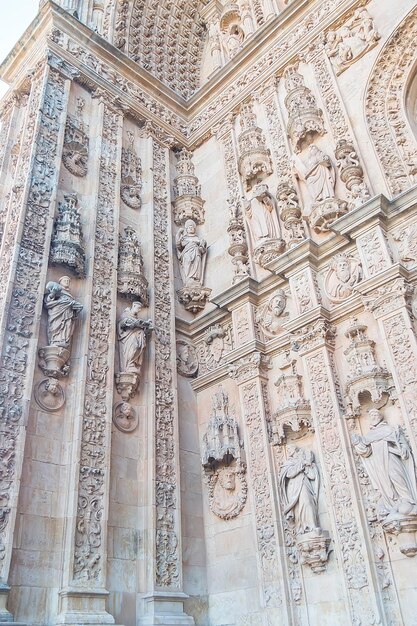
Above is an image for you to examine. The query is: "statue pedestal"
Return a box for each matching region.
[138,593,194,626]
[177,285,211,314]
[253,238,286,268]
[309,198,348,233]
[54,589,120,626]
[38,345,71,379]
[296,529,331,573]
[115,371,140,401]
[382,513,417,557]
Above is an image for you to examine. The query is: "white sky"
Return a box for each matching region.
[0,1,38,99]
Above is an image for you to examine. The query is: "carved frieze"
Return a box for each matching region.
[120,130,142,209]
[117,226,149,305]
[50,193,86,277]
[62,97,89,177]
[324,8,380,76]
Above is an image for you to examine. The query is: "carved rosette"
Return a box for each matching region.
[173,148,205,225]
[50,193,86,277]
[283,64,325,153]
[237,100,273,191]
[117,226,149,305]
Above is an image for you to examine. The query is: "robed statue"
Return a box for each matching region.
[280,446,320,534]
[118,302,153,374]
[44,276,83,348]
[176,219,207,286]
[352,409,417,518]
[294,145,336,203]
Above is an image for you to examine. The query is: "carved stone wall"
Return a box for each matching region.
[2,0,417,625]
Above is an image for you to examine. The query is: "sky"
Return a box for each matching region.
[0,1,38,99]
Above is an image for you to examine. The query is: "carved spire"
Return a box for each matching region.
[117,226,149,305]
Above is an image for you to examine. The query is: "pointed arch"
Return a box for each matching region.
[365,7,417,197]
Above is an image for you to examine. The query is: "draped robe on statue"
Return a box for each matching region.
[118,313,148,373]
[44,283,82,348]
[280,449,320,534]
[245,195,281,246]
[177,232,206,285]
[353,420,417,514]
[294,145,336,203]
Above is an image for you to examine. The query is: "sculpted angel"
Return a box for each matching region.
[176,219,207,286]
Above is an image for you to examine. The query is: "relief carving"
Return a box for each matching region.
[116,301,153,402]
[202,386,247,520]
[393,222,417,268]
[117,226,149,305]
[176,340,199,378]
[280,446,331,573]
[50,193,86,277]
[352,409,417,556]
[120,130,142,209]
[324,8,380,76]
[62,96,89,177]
[196,322,234,375]
[324,252,362,303]
[255,289,288,339]
[112,401,138,433]
[173,148,205,225]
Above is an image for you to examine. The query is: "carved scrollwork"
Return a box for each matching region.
[120,130,142,209]
[62,97,89,177]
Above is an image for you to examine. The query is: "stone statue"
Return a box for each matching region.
[44,276,83,348]
[176,219,207,286]
[117,302,153,374]
[352,410,417,518]
[294,145,336,204]
[244,186,281,246]
[280,446,320,534]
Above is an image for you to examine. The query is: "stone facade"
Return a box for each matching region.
[0,1,417,625]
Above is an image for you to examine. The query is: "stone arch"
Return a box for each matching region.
[101,0,208,99]
[365,7,417,197]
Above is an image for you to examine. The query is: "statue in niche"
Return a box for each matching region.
[280,446,320,534]
[256,289,288,338]
[324,253,362,302]
[118,302,153,374]
[225,25,244,58]
[294,144,336,204]
[176,219,207,286]
[244,184,285,267]
[352,410,417,520]
[44,276,83,349]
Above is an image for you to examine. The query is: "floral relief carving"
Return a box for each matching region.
[393,222,417,268]
[0,64,68,580]
[324,8,380,75]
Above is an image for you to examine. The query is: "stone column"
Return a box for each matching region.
[292,319,385,624]
[0,54,73,623]
[54,94,123,625]
[228,353,291,626]
[138,132,193,626]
